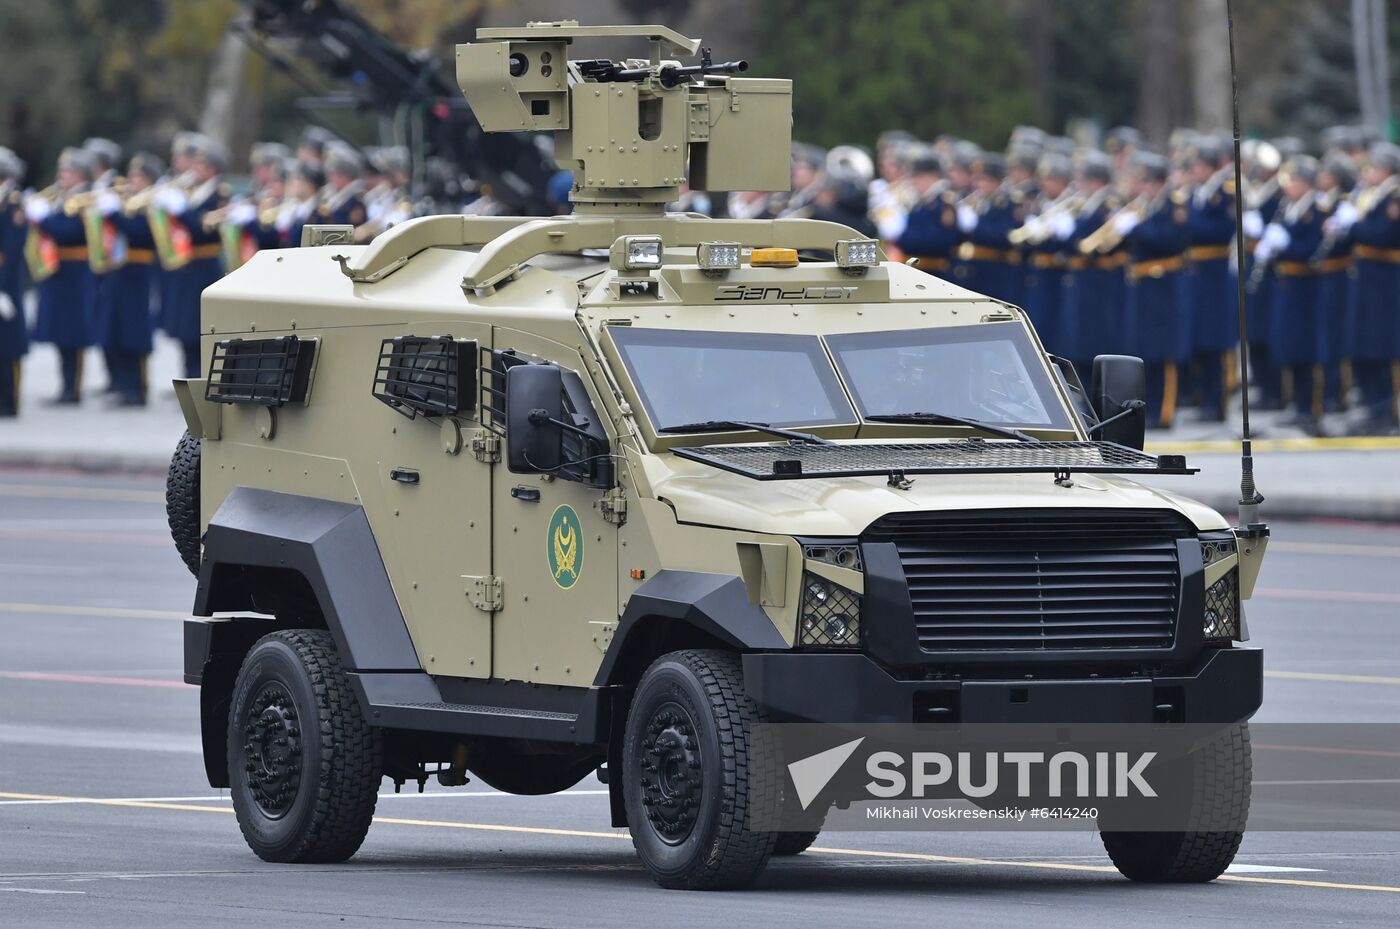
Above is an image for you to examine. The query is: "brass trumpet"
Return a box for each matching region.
[1008,190,1082,245]
[1077,192,1152,254]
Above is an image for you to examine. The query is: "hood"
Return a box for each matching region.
[644,453,1228,537]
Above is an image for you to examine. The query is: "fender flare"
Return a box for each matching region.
[194,486,420,673]
[592,570,788,688]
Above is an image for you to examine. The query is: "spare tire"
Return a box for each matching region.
[167,430,202,575]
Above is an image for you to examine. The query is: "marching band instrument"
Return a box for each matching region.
[1008,189,1082,245]
[1076,191,1158,255]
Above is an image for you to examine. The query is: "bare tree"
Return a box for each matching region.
[1137,0,1188,148]
[1191,0,1232,131]
[199,18,253,160]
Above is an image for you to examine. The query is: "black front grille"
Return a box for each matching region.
[864,509,1189,651]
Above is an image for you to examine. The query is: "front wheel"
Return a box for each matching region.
[623,649,779,889]
[1100,723,1252,882]
[228,629,382,863]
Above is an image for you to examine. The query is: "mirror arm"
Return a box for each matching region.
[528,408,596,440]
[1086,399,1146,436]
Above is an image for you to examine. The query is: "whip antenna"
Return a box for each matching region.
[1227,0,1265,529]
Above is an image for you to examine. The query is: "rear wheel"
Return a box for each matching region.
[166,430,201,575]
[1100,723,1252,882]
[623,649,779,889]
[228,629,382,863]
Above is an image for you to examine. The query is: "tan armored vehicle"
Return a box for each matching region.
[174,22,1268,890]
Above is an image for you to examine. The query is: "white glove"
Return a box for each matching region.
[1332,200,1358,230]
[0,293,15,322]
[228,202,257,226]
[1242,209,1264,239]
[1261,222,1290,253]
[156,189,187,214]
[1049,210,1076,240]
[1253,240,1275,263]
[956,204,978,233]
[97,191,122,215]
[1021,215,1046,241]
[24,197,51,223]
[876,210,908,242]
[1113,211,1141,236]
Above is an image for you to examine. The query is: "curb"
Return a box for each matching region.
[1179,491,1400,524]
[0,449,170,475]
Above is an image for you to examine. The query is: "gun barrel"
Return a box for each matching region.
[659,58,747,87]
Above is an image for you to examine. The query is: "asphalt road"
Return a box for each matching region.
[0,468,1397,928]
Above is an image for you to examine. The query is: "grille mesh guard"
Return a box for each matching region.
[671,440,1194,480]
[863,509,1190,652]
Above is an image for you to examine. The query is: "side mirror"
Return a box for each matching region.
[505,363,563,472]
[1090,354,1147,450]
[1048,355,1097,431]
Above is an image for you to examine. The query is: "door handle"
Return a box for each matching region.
[390,468,420,484]
[511,485,541,502]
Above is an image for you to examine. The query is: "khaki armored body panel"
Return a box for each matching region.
[177,22,1267,892]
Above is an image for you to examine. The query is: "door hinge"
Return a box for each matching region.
[599,489,627,526]
[467,575,503,612]
[471,430,501,464]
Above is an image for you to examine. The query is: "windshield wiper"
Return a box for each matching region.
[658,420,834,445]
[865,412,1039,443]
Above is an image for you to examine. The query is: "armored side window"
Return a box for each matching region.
[373,336,476,420]
[206,336,317,407]
[482,347,613,487]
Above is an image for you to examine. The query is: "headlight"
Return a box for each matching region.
[800,541,863,647]
[1200,532,1241,642]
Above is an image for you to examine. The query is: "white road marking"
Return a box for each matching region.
[1225,864,1328,874]
[0,886,87,894]
[0,789,610,806]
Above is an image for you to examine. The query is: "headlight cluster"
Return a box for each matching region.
[799,542,863,648]
[1200,533,1240,643]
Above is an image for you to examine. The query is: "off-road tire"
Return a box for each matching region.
[772,829,822,856]
[166,430,201,575]
[623,649,779,890]
[228,629,382,863]
[1100,723,1252,883]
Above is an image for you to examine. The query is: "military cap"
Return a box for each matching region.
[1369,141,1400,173]
[1320,154,1357,191]
[1279,155,1319,186]
[57,146,96,179]
[907,147,942,175]
[1037,152,1072,182]
[876,130,917,153]
[1271,136,1304,160]
[1104,126,1141,155]
[196,138,231,172]
[949,141,982,171]
[1043,135,1075,158]
[791,142,826,169]
[1187,137,1226,167]
[299,126,336,155]
[370,145,409,177]
[1079,150,1113,184]
[172,131,208,159]
[1131,151,1170,183]
[1008,125,1046,154]
[127,152,166,183]
[1006,145,1039,174]
[250,142,291,168]
[0,146,24,182]
[83,137,123,170]
[324,143,365,178]
[971,153,1006,180]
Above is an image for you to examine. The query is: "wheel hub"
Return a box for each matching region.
[639,703,702,844]
[242,683,303,817]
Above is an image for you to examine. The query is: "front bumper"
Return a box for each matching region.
[743,646,1261,725]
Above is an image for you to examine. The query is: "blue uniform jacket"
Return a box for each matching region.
[1267,194,1325,367]
[1187,174,1239,353]
[1348,183,1400,362]
[1122,193,1190,363]
[1057,190,1124,367]
[165,181,228,346]
[0,191,29,361]
[956,190,1023,306]
[33,206,94,350]
[895,188,960,278]
[106,211,158,355]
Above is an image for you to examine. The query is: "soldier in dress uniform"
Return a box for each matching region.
[249,142,291,198]
[955,153,1024,306]
[316,144,369,232]
[84,138,126,396]
[296,127,335,171]
[869,133,916,248]
[892,151,960,282]
[0,148,28,416]
[96,153,164,406]
[1347,142,1400,433]
[1256,157,1325,431]
[1314,156,1359,413]
[362,146,413,240]
[161,139,230,379]
[1115,152,1190,429]
[283,160,325,249]
[1017,152,1074,349]
[1184,137,1238,422]
[25,147,97,403]
[1057,150,1125,382]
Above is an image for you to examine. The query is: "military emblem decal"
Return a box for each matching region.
[547,504,584,589]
